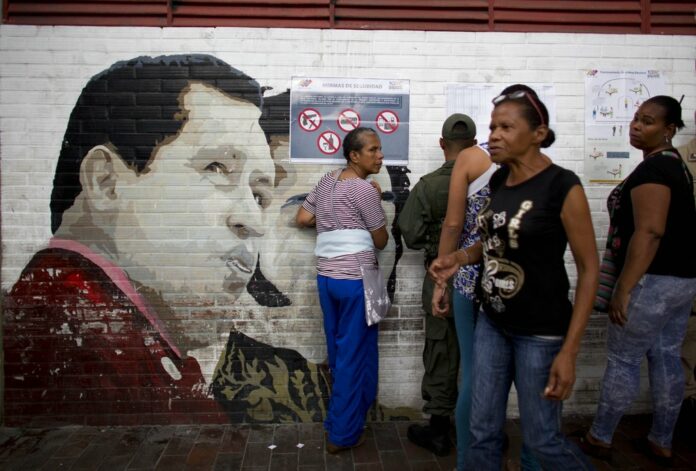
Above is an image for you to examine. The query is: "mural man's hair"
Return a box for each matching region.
[50,54,266,233]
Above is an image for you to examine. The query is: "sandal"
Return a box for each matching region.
[631,437,674,468]
[568,429,612,461]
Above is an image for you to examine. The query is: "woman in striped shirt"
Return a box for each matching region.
[296,127,389,454]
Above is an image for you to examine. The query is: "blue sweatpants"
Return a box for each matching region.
[317,275,379,446]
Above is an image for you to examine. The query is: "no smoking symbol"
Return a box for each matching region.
[337,109,361,132]
[298,108,322,132]
[317,131,341,155]
[376,110,399,134]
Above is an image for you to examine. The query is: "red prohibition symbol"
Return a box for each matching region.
[298,108,322,132]
[376,110,399,134]
[337,108,361,132]
[317,130,342,155]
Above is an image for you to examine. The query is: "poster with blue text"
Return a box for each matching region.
[290,77,410,164]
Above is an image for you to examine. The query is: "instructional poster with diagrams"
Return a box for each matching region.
[445,83,557,150]
[585,70,666,183]
[290,77,410,164]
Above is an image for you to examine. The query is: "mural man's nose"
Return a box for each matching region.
[226,214,263,240]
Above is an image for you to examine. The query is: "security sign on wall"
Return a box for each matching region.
[298,108,322,132]
[376,110,399,134]
[337,108,361,132]
[290,77,410,164]
[317,130,341,155]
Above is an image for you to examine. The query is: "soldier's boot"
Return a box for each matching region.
[407,414,452,456]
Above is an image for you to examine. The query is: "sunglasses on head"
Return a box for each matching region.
[492,91,545,126]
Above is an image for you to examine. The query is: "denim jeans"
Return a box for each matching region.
[317,275,378,447]
[590,274,696,449]
[453,290,476,471]
[466,313,594,471]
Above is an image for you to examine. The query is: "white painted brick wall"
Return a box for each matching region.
[0,25,694,419]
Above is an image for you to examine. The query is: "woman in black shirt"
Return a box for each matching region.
[581,96,696,465]
[430,85,598,470]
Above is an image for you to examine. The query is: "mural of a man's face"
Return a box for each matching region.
[74,82,275,302]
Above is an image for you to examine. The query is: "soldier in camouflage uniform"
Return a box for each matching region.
[397,114,477,456]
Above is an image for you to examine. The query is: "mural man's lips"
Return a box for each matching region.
[223,247,255,275]
[226,258,252,274]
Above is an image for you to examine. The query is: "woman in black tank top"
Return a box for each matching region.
[582,96,696,465]
[430,84,598,470]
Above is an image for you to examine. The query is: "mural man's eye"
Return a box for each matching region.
[253,192,270,208]
[204,162,228,174]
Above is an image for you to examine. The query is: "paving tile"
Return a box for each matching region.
[273,424,299,451]
[111,427,150,456]
[0,429,76,470]
[39,456,77,469]
[325,447,355,471]
[35,427,78,451]
[97,454,134,471]
[7,451,61,471]
[355,463,384,470]
[395,421,412,439]
[298,423,324,442]
[51,439,93,459]
[162,435,196,457]
[379,449,409,471]
[220,425,250,454]
[71,443,114,470]
[298,439,325,467]
[247,425,275,443]
[154,453,187,471]
[298,465,324,471]
[241,441,272,468]
[588,458,618,471]
[402,436,434,461]
[145,426,178,445]
[409,460,442,471]
[352,436,379,464]
[0,428,23,445]
[0,435,30,462]
[127,442,167,469]
[372,423,402,451]
[213,452,244,471]
[197,425,226,444]
[185,442,220,468]
[1,414,694,471]
[270,452,299,470]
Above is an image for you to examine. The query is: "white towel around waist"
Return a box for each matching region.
[315,229,374,258]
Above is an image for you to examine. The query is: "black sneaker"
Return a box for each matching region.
[407,423,452,457]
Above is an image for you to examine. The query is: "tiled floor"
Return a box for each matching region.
[0,414,693,470]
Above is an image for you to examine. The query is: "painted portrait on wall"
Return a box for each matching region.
[2,54,414,426]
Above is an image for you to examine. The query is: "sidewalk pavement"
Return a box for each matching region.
[0,414,693,470]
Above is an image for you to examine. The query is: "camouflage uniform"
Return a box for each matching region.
[397,160,459,417]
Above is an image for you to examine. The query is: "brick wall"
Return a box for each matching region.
[0,25,694,425]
